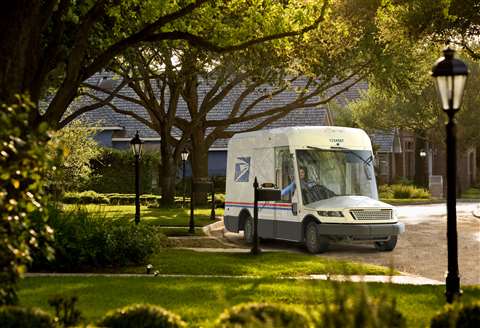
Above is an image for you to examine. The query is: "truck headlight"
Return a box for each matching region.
[318,211,344,217]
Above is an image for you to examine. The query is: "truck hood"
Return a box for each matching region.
[306,196,393,210]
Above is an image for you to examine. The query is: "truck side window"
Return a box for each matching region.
[275,147,293,202]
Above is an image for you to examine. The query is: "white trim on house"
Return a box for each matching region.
[209,148,228,151]
[112,137,161,141]
[93,126,124,131]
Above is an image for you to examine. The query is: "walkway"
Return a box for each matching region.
[25,272,442,285]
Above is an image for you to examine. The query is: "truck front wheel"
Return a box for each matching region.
[305,222,329,254]
[243,216,254,244]
[374,235,398,251]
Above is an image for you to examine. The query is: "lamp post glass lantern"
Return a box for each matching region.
[181,149,189,208]
[130,131,143,225]
[431,46,468,303]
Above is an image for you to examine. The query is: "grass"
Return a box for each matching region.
[63,204,223,227]
[461,187,480,199]
[118,249,392,277]
[18,276,480,327]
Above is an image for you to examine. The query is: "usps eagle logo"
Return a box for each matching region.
[234,157,250,182]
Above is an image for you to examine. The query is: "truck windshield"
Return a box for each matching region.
[296,148,378,205]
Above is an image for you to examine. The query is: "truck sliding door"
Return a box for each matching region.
[274,147,302,241]
[253,148,275,238]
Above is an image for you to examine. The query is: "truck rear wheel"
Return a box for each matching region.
[243,216,254,244]
[305,222,329,254]
[374,235,397,251]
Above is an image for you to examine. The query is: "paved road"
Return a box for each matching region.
[396,202,479,224]
[219,202,480,285]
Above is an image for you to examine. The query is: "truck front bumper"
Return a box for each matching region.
[317,222,405,239]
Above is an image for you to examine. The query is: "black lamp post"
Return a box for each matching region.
[130,131,143,225]
[431,46,468,303]
[181,149,189,208]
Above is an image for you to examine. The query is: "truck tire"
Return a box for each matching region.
[374,235,397,251]
[243,216,254,244]
[305,222,329,254]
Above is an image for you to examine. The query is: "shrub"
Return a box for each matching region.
[430,302,480,328]
[0,95,56,304]
[48,295,82,327]
[98,304,186,328]
[215,302,310,328]
[0,306,56,328]
[31,207,168,271]
[379,184,430,199]
[317,285,406,328]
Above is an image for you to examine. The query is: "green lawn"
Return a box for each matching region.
[119,249,392,277]
[18,276,480,327]
[63,204,223,227]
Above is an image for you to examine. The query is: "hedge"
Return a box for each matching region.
[84,148,160,194]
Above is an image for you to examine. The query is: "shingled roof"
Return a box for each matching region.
[72,73,368,149]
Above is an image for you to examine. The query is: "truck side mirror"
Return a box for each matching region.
[292,202,298,215]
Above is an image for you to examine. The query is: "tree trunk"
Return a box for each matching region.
[159,130,176,207]
[0,1,43,107]
[190,129,209,205]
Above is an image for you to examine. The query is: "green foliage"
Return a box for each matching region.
[317,285,406,328]
[47,119,101,193]
[0,95,55,305]
[63,190,110,204]
[379,184,431,199]
[98,303,186,328]
[48,295,82,327]
[0,306,56,328]
[63,191,164,205]
[215,302,310,328]
[31,206,167,271]
[430,302,480,328]
[85,148,159,194]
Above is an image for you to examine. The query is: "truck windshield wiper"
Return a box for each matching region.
[308,145,373,167]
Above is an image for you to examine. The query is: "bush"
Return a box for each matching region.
[215,302,310,328]
[430,302,480,328]
[0,96,56,304]
[98,304,186,328]
[379,184,430,199]
[31,207,168,271]
[0,306,56,328]
[317,285,406,328]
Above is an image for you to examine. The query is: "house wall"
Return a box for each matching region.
[94,130,114,147]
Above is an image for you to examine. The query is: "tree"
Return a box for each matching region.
[348,56,480,186]
[47,120,101,196]
[74,0,430,205]
[382,0,480,60]
[0,0,326,129]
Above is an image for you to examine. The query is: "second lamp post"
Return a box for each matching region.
[431,46,468,303]
[130,131,143,225]
[181,149,189,208]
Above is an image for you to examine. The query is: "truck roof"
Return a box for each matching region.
[229,126,372,151]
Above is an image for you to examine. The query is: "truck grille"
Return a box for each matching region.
[350,209,392,220]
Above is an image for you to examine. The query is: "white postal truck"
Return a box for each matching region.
[224,126,405,253]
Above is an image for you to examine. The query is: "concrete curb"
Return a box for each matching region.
[24,272,443,285]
